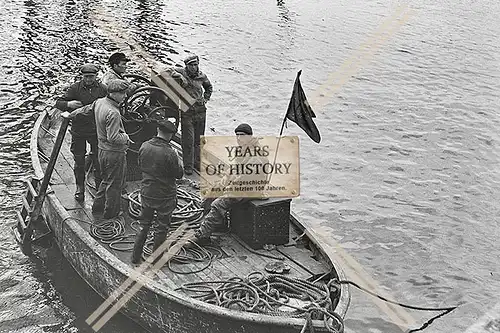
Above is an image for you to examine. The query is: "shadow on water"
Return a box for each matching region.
[32,242,147,333]
[0,0,148,331]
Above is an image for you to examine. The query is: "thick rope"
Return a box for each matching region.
[175,272,344,333]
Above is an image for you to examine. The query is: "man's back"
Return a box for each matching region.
[94,97,129,152]
[139,137,183,199]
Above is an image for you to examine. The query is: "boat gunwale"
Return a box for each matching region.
[31,109,350,330]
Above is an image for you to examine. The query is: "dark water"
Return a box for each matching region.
[1,0,500,332]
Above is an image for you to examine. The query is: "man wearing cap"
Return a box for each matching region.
[189,123,268,245]
[171,54,213,175]
[102,52,130,86]
[131,119,183,264]
[55,63,107,201]
[91,79,133,219]
[101,52,141,93]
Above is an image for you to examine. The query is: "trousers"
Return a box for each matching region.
[93,150,126,219]
[139,196,177,235]
[70,134,101,188]
[196,197,247,238]
[181,106,206,172]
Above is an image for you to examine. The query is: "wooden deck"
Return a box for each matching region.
[37,113,332,295]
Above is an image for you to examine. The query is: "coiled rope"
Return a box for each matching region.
[83,161,218,273]
[175,272,344,333]
[127,187,219,274]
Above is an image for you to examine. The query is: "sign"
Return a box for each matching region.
[200,135,300,198]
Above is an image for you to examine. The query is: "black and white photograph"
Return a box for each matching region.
[1,0,499,332]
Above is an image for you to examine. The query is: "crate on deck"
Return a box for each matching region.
[230,198,291,250]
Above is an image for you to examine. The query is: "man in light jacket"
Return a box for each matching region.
[92,79,132,219]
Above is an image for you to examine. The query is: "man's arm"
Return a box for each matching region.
[64,103,94,119]
[105,111,129,145]
[174,151,184,179]
[202,74,213,101]
[170,67,188,87]
[55,84,82,111]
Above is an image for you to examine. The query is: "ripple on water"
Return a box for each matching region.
[1,0,500,332]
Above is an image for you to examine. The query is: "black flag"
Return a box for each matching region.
[285,70,321,143]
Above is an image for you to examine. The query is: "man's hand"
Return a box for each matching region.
[67,100,83,110]
[61,111,72,119]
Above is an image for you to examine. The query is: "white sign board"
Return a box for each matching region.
[200,135,300,198]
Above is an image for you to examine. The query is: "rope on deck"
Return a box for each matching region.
[127,187,219,274]
[175,272,344,333]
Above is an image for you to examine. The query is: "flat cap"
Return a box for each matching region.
[184,55,199,65]
[109,52,130,65]
[157,119,177,133]
[107,79,131,93]
[80,63,99,74]
[235,123,253,135]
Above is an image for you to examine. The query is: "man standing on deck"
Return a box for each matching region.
[131,119,183,264]
[189,123,268,245]
[55,63,107,202]
[101,52,139,93]
[102,52,130,86]
[170,54,213,175]
[92,79,132,219]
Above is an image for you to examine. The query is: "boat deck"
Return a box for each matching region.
[37,114,332,293]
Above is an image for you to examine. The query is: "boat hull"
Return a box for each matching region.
[31,110,350,333]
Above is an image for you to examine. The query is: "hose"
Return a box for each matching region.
[332,279,458,333]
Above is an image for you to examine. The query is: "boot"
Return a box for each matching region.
[131,226,150,264]
[74,183,85,202]
[152,231,167,253]
[74,155,86,202]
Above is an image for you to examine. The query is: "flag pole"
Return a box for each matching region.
[266,109,289,192]
[266,70,304,195]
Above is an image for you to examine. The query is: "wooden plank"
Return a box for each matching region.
[204,246,235,281]
[224,236,280,272]
[155,269,181,290]
[276,246,329,277]
[221,235,323,281]
[52,184,84,211]
[167,247,215,285]
[40,142,74,185]
[216,238,269,280]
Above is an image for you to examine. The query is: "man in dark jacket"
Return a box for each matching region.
[55,63,107,201]
[131,119,183,264]
[171,54,213,175]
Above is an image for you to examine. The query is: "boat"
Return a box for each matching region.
[13,82,351,333]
